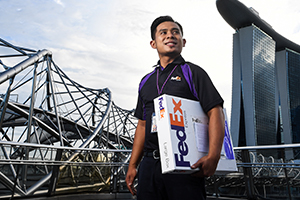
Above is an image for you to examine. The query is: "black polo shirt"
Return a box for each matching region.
[134,55,223,151]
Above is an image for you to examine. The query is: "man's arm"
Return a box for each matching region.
[191,105,225,177]
[125,119,146,195]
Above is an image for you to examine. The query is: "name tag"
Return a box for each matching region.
[151,112,157,133]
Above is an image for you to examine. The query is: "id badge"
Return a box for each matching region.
[151,112,157,133]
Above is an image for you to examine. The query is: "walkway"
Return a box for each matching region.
[12,193,247,200]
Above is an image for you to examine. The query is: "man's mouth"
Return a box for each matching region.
[165,41,177,46]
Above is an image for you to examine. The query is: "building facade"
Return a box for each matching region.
[276,49,300,147]
[231,25,277,147]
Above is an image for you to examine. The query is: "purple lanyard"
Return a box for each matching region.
[156,65,178,95]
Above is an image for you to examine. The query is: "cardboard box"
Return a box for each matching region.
[153,94,237,174]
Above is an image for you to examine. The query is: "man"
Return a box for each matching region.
[126,16,225,200]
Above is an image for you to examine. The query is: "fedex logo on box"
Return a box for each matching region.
[169,98,190,167]
[158,97,165,119]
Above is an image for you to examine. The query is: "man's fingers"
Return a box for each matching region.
[127,182,134,195]
[128,182,137,195]
[191,158,203,169]
[126,177,137,196]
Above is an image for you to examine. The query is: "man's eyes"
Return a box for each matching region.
[159,30,179,35]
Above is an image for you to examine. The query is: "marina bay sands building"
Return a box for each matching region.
[217,0,300,150]
[231,25,277,147]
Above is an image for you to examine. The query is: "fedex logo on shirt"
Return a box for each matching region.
[169,98,190,167]
[158,97,165,119]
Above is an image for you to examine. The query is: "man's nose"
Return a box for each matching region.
[166,31,175,38]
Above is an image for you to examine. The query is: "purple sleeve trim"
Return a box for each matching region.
[138,68,156,92]
[138,68,156,120]
[181,64,199,100]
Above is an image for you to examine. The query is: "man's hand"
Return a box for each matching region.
[126,166,137,195]
[191,154,220,177]
[125,120,146,196]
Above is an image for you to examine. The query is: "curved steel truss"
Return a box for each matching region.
[0,38,137,197]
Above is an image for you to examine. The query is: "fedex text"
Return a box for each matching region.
[169,98,190,167]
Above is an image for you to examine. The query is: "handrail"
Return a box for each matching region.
[0,140,132,153]
[234,143,300,150]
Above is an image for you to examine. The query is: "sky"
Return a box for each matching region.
[0,0,300,120]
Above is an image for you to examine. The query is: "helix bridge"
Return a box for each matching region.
[0,37,137,198]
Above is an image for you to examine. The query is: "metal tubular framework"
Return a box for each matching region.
[0,38,137,198]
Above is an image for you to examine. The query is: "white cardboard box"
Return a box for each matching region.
[153,94,237,174]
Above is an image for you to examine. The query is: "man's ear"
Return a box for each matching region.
[150,40,156,49]
[183,39,186,47]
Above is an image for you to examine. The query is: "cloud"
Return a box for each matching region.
[53,0,65,7]
[0,0,299,114]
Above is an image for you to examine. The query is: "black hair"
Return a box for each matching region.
[150,16,183,40]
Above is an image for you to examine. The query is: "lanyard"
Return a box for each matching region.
[156,65,178,95]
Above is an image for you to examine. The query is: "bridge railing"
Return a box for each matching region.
[2,141,300,200]
[206,144,300,200]
[0,140,132,199]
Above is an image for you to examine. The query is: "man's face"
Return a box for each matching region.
[150,21,186,58]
